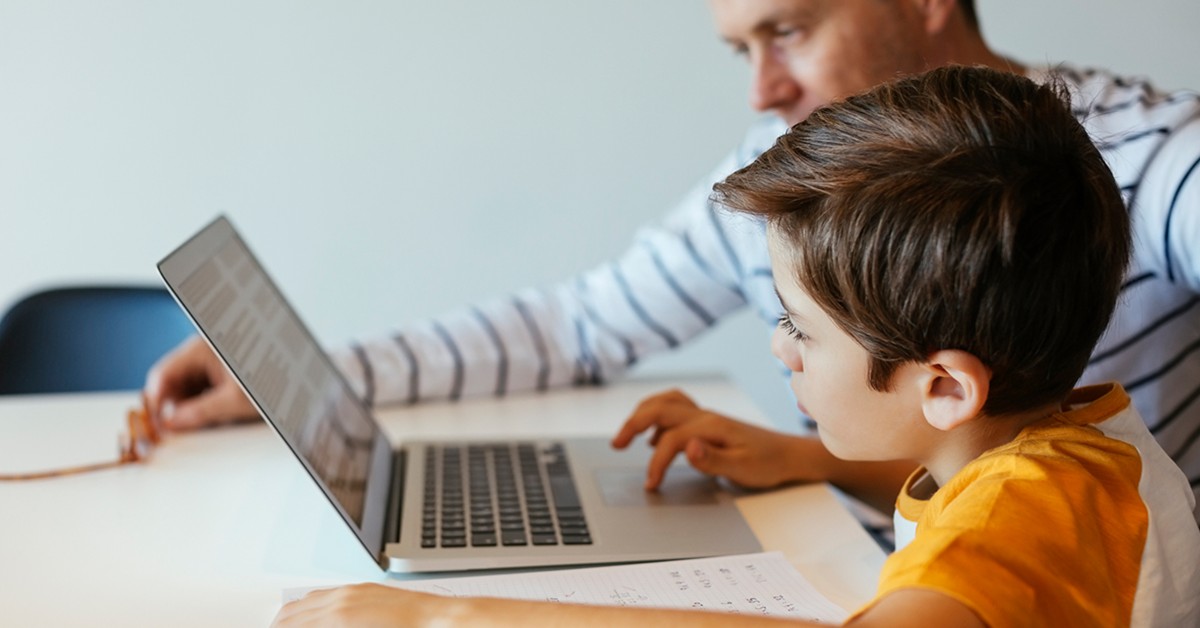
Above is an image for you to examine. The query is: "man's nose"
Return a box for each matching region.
[749,51,801,114]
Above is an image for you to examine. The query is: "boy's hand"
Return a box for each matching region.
[272,584,465,627]
[611,389,801,491]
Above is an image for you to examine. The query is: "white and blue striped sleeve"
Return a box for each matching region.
[329,149,762,407]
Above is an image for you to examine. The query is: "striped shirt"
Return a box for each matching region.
[334,64,1200,523]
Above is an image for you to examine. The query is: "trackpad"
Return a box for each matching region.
[593,466,720,507]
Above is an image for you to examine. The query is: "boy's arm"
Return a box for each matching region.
[848,589,985,627]
[613,389,914,515]
[272,583,983,628]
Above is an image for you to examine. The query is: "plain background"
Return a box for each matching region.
[2,1,1198,425]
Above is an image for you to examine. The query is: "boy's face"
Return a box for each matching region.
[710,0,931,126]
[766,229,929,461]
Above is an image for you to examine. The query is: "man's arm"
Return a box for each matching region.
[332,150,759,408]
[145,121,790,431]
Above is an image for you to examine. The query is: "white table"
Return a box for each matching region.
[0,376,884,626]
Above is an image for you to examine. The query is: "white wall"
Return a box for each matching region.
[2,1,1197,425]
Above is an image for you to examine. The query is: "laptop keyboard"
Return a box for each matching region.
[420,442,592,549]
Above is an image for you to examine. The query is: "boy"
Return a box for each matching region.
[275,67,1200,627]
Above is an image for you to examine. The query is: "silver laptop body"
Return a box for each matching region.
[157,215,760,572]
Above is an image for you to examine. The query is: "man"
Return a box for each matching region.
[147,0,1200,523]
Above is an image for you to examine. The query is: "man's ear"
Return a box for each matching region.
[919,349,990,431]
[911,0,959,35]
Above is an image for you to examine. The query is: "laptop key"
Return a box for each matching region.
[501,531,528,546]
[425,441,595,554]
[548,476,580,509]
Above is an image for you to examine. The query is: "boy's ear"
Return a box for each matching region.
[918,350,990,431]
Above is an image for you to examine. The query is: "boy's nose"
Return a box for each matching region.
[770,323,802,372]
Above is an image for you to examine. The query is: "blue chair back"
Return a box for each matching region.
[0,286,197,394]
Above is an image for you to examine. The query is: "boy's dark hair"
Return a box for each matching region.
[713,65,1130,416]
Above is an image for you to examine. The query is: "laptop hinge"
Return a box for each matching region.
[381,449,406,569]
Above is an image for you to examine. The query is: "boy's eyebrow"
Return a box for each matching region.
[774,286,817,329]
[773,286,800,318]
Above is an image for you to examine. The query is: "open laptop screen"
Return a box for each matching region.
[158,216,394,559]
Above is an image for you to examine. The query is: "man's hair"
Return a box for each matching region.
[713,65,1130,416]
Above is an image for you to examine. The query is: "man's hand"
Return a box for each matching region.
[611,389,810,491]
[142,336,258,430]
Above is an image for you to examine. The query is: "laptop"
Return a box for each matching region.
[157,215,761,572]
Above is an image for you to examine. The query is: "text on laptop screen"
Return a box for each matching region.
[171,233,377,525]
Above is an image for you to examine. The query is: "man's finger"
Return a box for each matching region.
[163,386,255,431]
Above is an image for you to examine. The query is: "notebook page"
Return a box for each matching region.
[284,551,848,622]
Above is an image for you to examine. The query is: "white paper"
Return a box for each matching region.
[284,551,848,622]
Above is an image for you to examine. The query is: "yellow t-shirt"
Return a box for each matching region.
[853,384,1200,627]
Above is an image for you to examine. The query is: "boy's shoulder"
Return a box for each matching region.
[903,387,1144,539]
[917,384,1170,533]
[885,384,1200,627]
[904,385,1139,516]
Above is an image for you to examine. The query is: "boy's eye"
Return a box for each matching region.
[777,314,808,341]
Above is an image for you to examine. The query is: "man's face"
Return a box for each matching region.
[711,0,932,125]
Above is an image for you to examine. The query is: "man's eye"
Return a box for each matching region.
[772,25,807,46]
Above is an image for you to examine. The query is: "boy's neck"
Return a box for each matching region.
[920,400,1063,489]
